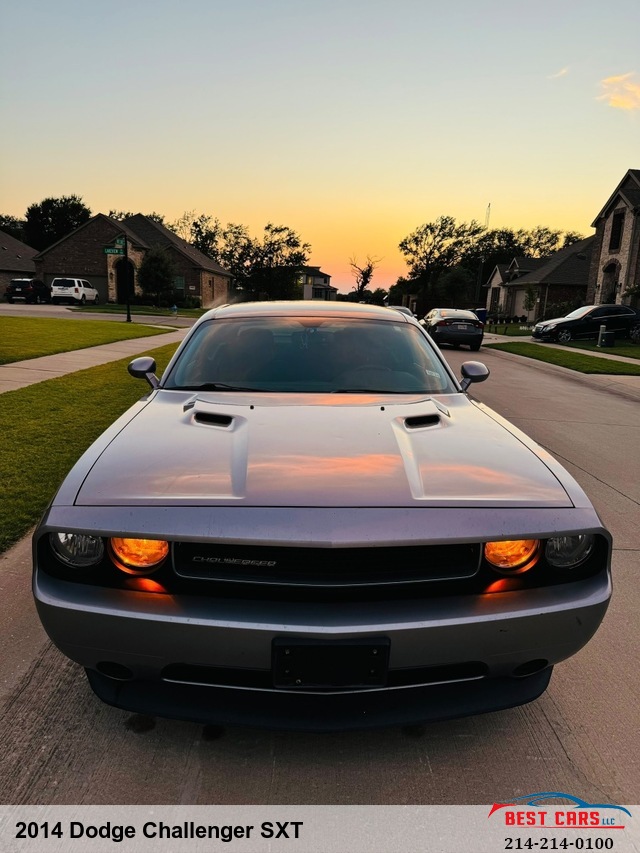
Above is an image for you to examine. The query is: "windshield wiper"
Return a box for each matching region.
[332,388,416,394]
[174,383,273,392]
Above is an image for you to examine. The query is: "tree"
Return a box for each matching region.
[398,216,484,313]
[515,226,563,258]
[136,247,177,305]
[245,223,311,300]
[434,266,475,307]
[459,228,523,278]
[109,210,165,224]
[24,195,91,250]
[216,223,257,289]
[562,230,585,248]
[523,285,538,315]
[349,255,380,299]
[169,213,311,299]
[190,214,222,258]
[0,214,26,242]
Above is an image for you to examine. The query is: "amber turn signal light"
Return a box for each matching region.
[109,538,169,574]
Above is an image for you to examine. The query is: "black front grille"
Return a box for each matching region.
[173,542,481,588]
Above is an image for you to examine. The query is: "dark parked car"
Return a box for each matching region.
[5,278,51,304]
[32,301,611,731]
[421,308,484,351]
[532,304,638,343]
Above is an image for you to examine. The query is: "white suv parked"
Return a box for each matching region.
[50,278,99,305]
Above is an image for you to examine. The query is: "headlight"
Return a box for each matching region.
[109,538,169,575]
[545,535,594,568]
[484,539,540,574]
[50,532,104,567]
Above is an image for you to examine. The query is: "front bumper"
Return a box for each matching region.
[86,667,553,731]
[531,328,557,341]
[34,567,610,730]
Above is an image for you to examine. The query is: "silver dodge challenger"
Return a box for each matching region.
[33,301,611,730]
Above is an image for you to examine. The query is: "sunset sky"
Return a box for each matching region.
[2,0,640,291]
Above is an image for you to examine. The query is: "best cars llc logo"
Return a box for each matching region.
[488,793,631,828]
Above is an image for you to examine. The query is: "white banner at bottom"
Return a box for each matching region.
[0,805,637,853]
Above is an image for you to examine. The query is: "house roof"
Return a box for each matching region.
[591,168,640,226]
[32,213,231,277]
[299,265,332,280]
[483,263,509,288]
[32,213,150,259]
[504,236,595,288]
[123,214,231,277]
[507,256,548,275]
[0,229,37,274]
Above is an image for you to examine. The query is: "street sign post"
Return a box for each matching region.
[104,235,131,321]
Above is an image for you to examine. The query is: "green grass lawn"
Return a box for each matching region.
[484,341,640,375]
[76,303,205,319]
[0,316,170,365]
[0,342,178,554]
[563,340,640,360]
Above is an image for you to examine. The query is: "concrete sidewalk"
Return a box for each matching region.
[0,328,187,394]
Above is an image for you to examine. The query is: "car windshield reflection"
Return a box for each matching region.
[164,317,457,394]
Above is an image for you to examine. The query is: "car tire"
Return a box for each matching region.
[630,324,640,344]
[7,297,13,303]
[557,329,572,343]
[81,295,86,305]
[94,295,99,305]
[470,344,481,351]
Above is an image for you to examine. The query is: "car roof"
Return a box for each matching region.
[432,308,477,316]
[203,300,409,323]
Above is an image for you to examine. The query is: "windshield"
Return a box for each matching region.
[164,317,457,394]
[563,306,594,320]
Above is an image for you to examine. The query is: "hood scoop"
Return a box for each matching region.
[184,397,235,428]
[404,413,440,429]
[194,412,233,428]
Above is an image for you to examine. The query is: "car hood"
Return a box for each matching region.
[538,316,568,326]
[74,392,573,508]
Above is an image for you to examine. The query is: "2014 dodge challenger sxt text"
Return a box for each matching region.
[32,301,611,731]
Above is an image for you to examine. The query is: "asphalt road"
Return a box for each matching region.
[0,345,638,806]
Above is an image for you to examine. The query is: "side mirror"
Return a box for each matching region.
[460,361,489,392]
[128,357,159,389]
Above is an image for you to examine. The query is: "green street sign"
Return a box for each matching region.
[114,236,126,246]
[104,247,125,255]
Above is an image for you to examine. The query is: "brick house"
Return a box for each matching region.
[485,239,594,321]
[587,168,640,307]
[33,213,232,307]
[0,229,38,297]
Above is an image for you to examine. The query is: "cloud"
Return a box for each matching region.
[598,72,640,110]
[548,67,569,79]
